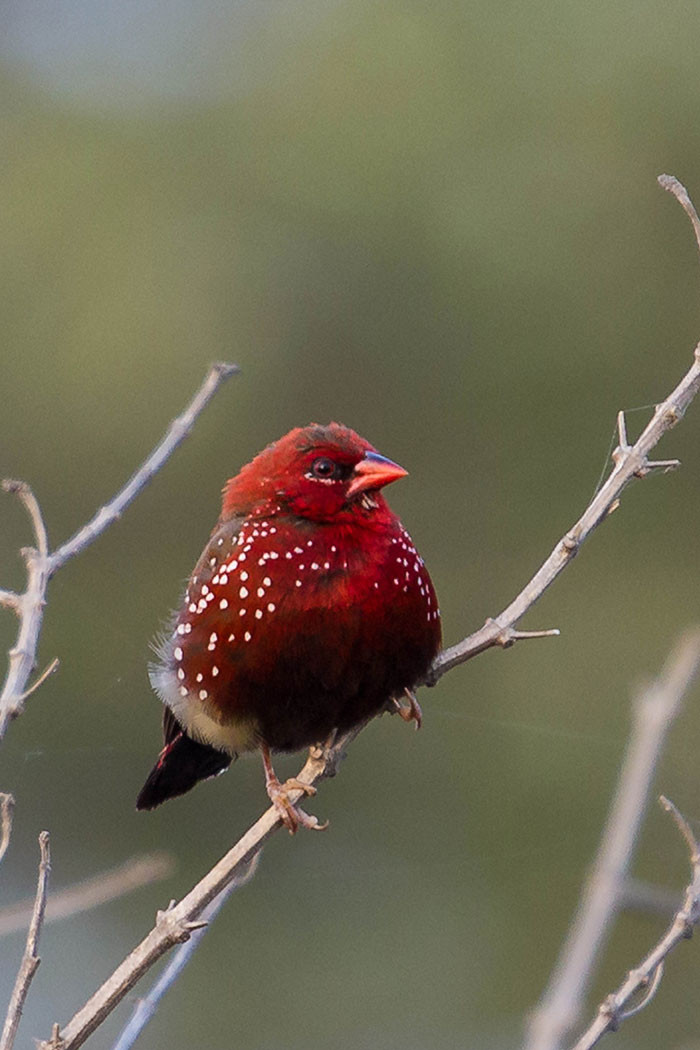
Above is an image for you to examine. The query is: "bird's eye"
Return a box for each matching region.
[311,457,338,479]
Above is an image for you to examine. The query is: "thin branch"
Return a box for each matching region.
[39,731,361,1050]
[0,363,238,739]
[0,852,175,939]
[523,629,700,1050]
[0,794,14,867]
[48,362,239,575]
[0,831,50,1050]
[110,855,260,1050]
[428,334,700,681]
[571,796,700,1050]
[658,173,700,254]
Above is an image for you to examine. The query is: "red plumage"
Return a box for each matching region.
[137,423,441,830]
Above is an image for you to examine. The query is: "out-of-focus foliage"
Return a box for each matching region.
[1,3,699,1047]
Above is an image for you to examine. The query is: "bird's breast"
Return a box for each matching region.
[151,513,440,752]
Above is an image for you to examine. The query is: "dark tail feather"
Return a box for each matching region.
[136,731,231,810]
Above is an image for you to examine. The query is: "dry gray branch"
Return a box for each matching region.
[0,831,51,1050]
[38,174,700,1050]
[571,797,700,1050]
[430,174,700,683]
[524,630,700,1050]
[0,794,14,867]
[0,852,175,938]
[0,362,238,739]
[110,855,260,1050]
[429,335,700,681]
[39,731,360,1050]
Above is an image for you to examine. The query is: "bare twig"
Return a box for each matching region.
[428,333,700,681]
[0,831,50,1050]
[658,173,700,254]
[430,175,700,682]
[571,797,700,1050]
[524,630,700,1050]
[110,855,260,1050]
[0,362,238,738]
[0,852,175,938]
[39,731,361,1050]
[47,363,239,575]
[0,794,14,867]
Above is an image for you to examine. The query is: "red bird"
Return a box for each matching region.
[137,423,441,831]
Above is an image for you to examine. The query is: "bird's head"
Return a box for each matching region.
[221,423,408,524]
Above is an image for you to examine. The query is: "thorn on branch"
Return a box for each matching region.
[485,619,560,649]
[658,173,700,256]
[17,658,59,703]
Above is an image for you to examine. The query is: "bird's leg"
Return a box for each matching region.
[393,688,422,730]
[260,744,327,834]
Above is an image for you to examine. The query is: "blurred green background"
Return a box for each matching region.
[1,2,700,1047]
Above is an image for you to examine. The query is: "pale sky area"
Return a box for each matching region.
[0,0,333,108]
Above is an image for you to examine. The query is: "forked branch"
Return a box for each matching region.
[571,796,700,1050]
[524,629,700,1050]
[0,362,238,739]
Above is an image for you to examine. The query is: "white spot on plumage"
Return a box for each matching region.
[295,580,302,587]
[196,673,203,682]
[177,668,185,680]
[240,571,249,581]
[199,689,208,700]
[189,603,197,613]
[174,647,183,661]
[244,631,251,642]
[177,624,186,636]
[220,598,229,610]
[180,685,188,697]
[228,633,235,641]
[311,562,319,570]
[263,576,272,587]
[212,666,219,676]
[267,602,276,613]
[239,586,249,599]
[255,609,263,619]
[184,623,192,634]
[201,584,209,595]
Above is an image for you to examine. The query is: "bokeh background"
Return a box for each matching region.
[1,2,700,1048]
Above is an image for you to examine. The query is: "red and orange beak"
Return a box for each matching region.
[346,451,408,498]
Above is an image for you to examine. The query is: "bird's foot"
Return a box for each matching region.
[393,688,422,730]
[266,776,327,834]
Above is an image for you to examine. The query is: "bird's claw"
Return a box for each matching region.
[393,688,423,730]
[266,777,327,835]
